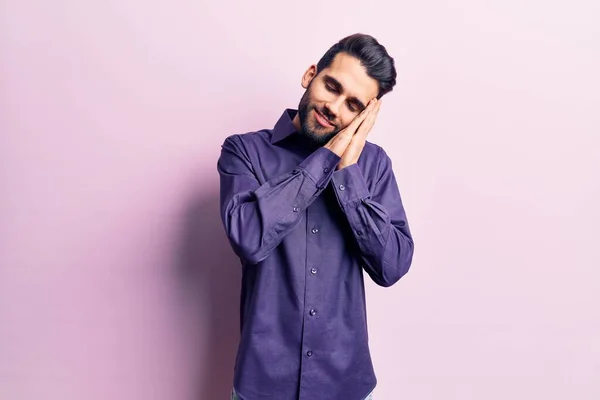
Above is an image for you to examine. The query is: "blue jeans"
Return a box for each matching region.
[231,388,373,400]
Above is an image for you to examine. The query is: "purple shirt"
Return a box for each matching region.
[217,109,414,400]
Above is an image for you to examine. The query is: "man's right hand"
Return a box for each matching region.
[323,98,377,157]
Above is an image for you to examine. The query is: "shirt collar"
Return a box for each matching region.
[270,109,299,144]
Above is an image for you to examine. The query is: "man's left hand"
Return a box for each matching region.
[337,98,381,170]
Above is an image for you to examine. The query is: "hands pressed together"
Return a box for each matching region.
[324,98,382,170]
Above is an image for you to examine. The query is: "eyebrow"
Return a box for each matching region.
[323,75,367,111]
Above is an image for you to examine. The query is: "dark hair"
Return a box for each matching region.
[316,33,397,98]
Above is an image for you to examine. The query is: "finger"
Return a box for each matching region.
[361,100,379,125]
[355,103,379,139]
[370,100,381,122]
[328,99,376,152]
[342,99,376,136]
[354,119,373,140]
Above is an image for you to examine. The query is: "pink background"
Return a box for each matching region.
[1,1,599,399]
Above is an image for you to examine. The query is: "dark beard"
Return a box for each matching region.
[297,87,340,146]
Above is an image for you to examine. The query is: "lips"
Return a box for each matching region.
[314,109,333,128]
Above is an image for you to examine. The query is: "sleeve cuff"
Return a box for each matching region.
[297,147,341,188]
[331,163,371,205]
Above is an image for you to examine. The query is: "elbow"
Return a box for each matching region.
[376,275,398,288]
[241,248,267,265]
[377,266,407,287]
[378,240,414,287]
[227,238,267,265]
[222,212,265,265]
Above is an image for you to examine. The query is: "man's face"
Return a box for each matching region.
[297,53,380,146]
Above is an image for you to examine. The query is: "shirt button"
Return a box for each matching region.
[293,206,299,212]
[309,309,316,316]
[310,268,317,274]
[339,184,345,191]
[323,167,329,173]
[357,230,363,236]
[306,351,313,357]
[311,228,319,234]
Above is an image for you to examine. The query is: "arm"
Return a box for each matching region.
[217,134,341,264]
[331,147,414,287]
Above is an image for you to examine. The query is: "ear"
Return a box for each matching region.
[301,64,318,89]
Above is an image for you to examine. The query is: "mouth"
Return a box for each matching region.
[313,109,334,128]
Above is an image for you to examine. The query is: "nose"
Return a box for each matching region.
[325,97,344,120]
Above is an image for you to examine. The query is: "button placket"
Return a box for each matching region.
[304,205,324,369]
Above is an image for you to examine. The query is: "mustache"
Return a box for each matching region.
[314,106,336,126]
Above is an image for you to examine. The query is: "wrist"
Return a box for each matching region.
[337,161,356,170]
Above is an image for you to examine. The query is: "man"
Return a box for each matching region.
[217,33,414,400]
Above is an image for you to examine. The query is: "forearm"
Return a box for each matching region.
[218,135,341,264]
[332,159,414,286]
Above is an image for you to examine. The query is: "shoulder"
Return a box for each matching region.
[222,129,270,147]
[363,141,392,169]
[221,129,271,157]
[364,140,384,156]
[348,141,391,185]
